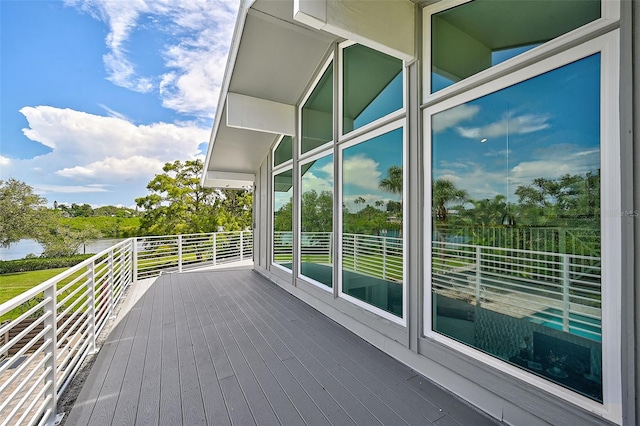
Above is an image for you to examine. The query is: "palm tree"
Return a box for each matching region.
[379,166,403,199]
[432,179,468,222]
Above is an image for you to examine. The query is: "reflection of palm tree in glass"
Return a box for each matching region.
[354,196,366,213]
[433,179,468,222]
[379,165,403,199]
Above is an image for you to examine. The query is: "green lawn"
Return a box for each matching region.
[0,267,87,322]
[0,268,71,305]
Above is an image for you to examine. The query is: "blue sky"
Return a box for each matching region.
[1,0,239,207]
[432,53,600,203]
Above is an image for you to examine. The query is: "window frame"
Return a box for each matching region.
[272,149,294,273]
[338,40,407,143]
[422,30,621,423]
[299,56,335,161]
[421,0,620,103]
[338,118,408,325]
[272,134,293,169]
[297,148,335,291]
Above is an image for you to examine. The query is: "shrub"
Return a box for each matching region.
[0,255,94,274]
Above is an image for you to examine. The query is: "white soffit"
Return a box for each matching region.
[203,0,337,188]
[226,92,295,136]
[294,0,416,62]
[203,171,255,190]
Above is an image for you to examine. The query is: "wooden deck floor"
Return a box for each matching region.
[66,268,500,426]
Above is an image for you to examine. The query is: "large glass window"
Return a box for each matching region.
[274,136,293,167]
[342,44,403,134]
[300,154,334,288]
[273,168,293,270]
[431,0,600,93]
[430,54,602,401]
[302,63,333,155]
[342,127,404,318]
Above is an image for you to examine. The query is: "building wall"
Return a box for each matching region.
[248,1,638,424]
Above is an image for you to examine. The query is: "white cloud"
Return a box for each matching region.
[0,105,209,204]
[35,184,111,194]
[457,113,551,140]
[66,0,239,118]
[56,156,165,179]
[19,106,208,164]
[342,154,382,191]
[301,171,332,195]
[0,156,10,167]
[432,104,480,133]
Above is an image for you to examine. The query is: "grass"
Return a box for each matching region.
[0,267,87,322]
[0,268,70,305]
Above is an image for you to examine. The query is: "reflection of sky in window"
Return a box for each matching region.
[301,155,334,195]
[491,43,541,65]
[432,44,544,92]
[343,128,403,212]
[432,54,600,201]
[353,72,403,130]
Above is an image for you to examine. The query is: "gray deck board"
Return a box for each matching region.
[66,268,501,426]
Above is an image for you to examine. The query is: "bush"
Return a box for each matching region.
[0,255,94,274]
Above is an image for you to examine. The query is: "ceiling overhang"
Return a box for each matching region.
[202,0,417,189]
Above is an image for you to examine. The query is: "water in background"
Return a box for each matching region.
[0,239,124,261]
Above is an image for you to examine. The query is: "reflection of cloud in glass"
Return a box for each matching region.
[275,191,291,211]
[301,171,332,194]
[435,144,599,201]
[511,146,599,186]
[432,104,479,133]
[457,113,550,139]
[342,154,382,191]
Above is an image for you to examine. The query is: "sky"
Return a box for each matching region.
[0,0,240,208]
[432,53,601,204]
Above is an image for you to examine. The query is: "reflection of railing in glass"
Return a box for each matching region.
[432,240,601,341]
[275,232,402,283]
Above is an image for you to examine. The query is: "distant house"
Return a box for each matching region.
[202,1,638,424]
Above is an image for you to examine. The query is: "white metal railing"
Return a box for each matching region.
[0,231,251,425]
[432,241,601,341]
[135,231,252,280]
[433,225,600,257]
[281,231,601,340]
[342,233,402,282]
[275,231,403,282]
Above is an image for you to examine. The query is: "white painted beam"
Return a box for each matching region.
[294,0,415,62]
[226,92,295,136]
[203,171,255,189]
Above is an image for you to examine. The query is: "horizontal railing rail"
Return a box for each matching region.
[0,230,252,425]
[432,241,601,341]
[284,231,601,340]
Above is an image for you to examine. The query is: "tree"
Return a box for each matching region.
[33,210,102,257]
[432,179,468,222]
[135,159,252,235]
[379,165,403,199]
[514,171,600,226]
[301,190,333,232]
[0,179,47,247]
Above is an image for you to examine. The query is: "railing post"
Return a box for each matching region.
[178,235,183,273]
[354,234,358,272]
[108,251,115,318]
[475,245,482,307]
[132,238,138,283]
[88,262,96,354]
[382,236,387,280]
[43,284,57,425]
[240,231,244,261]
[562,254,570,332]
[212,233,217,266]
